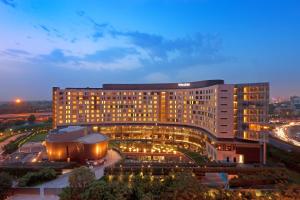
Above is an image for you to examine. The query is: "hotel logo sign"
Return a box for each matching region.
[178,83,190,87]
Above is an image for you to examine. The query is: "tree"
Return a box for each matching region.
[27,114,36,123]
[0,172,13,200]
[18,168,57,187]
[68,166,95,200]
[161,172,208,199]
[59,187,72,200]
[82,180,130,200]
[47,117,53,123]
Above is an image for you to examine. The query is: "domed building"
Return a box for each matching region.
[45,126,108,162]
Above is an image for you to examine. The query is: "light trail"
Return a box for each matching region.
[273,122,300,147]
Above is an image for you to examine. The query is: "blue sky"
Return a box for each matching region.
[0,0,300,101]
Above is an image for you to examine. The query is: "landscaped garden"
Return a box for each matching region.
[229,168,291,188]
[58,166,300,200]
[109,140,209,165]
[2,122,51,154]
[177,147,209,165]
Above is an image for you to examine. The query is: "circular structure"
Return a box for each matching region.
[45,126,109,162]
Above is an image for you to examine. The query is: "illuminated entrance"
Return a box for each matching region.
[91,124,210,153]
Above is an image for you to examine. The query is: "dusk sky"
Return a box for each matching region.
[0,0,300,101]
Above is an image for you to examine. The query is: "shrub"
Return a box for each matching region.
[229,169,290,188]
[18,168,57,187]
[0,172,13,200]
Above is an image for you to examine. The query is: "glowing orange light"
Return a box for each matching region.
[15,98,22,104]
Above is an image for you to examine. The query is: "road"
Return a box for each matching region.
[271,122,300,147]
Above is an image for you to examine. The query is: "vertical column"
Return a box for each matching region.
[40,186,45,200]
[159,92,166,122]
[52,87,59,129]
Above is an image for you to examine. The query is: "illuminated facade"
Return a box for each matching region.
[52,80,269,163]
[45,126,108,162]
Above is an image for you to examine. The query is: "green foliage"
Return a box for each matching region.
[3,142,19,154]
[1,167,40,178]
[229,169,290,187]
[59,171,300,200]
[0,172,13,200]
[18,168,57,187]
[3,134,28,154]
[27,114,36,123]
[26,131,47,142]
[0,120,25,132]
[60,172,203,200]
[267,145,300,173]
[59,187,72,200]
[83,180,131,200]
[8,121,52,133]
[67,166,96,200]
[3,124,51,154]
[177,148,208,165]
[1,161,76,177]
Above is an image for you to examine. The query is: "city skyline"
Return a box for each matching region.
[1,0,300,101]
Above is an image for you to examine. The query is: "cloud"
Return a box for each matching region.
[92,32,104,41]
[76,10,109,41]
[0,0,16,8]
[30,47,142,71]
[39,25,50,33]
[75,11,227,66]
[32,49,79,64]
[111,30,224,64]
[2,49,31,55]
[1,11,227,73]
[34,24,66,40]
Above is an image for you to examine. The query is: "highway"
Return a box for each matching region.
[272,122,300,147]
[269,121,300,152]
[269,135,300,153]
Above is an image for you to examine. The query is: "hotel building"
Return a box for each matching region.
[52,80,269,164]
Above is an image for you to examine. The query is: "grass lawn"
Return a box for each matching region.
[109,140,119,149]
[177,148,208,165]
[27,132,47,142]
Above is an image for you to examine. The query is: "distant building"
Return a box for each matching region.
[291,96,300,115]
[52,80,269,164]
[273,103,293,117]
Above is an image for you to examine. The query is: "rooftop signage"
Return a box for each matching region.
[178,83,191,87]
